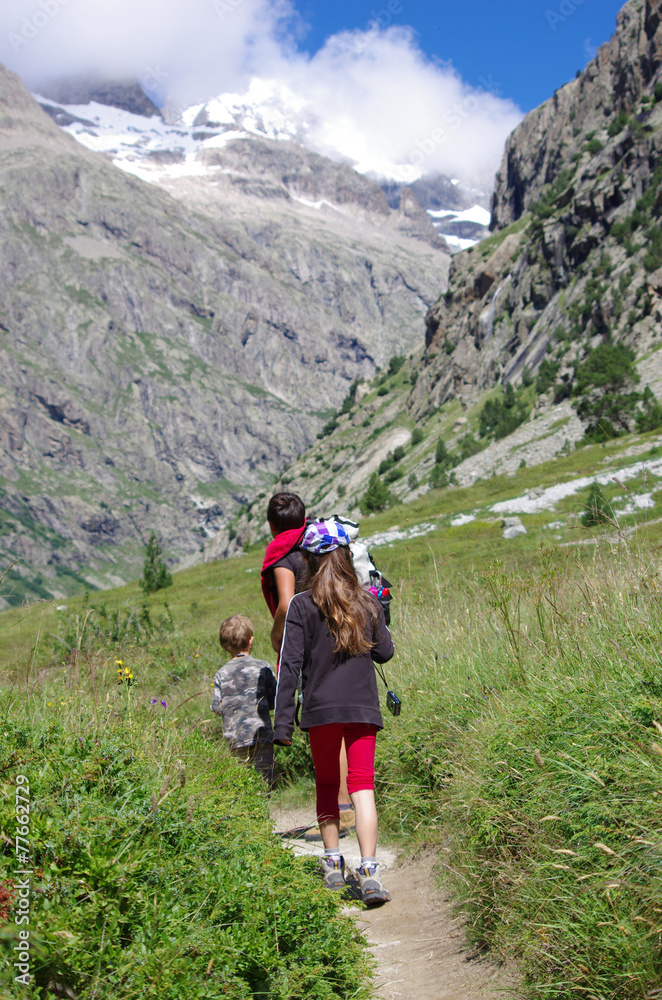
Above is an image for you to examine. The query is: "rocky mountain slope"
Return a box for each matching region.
[0,65,448,605]
[211,0,662,555]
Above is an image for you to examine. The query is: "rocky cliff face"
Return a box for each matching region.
[36,76,162,118]
[0,65,448,604]
[213,0,662,555]
[413,0,662,414]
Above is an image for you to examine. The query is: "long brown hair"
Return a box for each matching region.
[305,546,380,656]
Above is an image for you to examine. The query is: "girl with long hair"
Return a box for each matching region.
[273,520,394,905]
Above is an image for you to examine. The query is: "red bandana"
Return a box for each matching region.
[260,526,306,617]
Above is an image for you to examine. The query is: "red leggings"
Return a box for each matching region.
[308,723,378,825]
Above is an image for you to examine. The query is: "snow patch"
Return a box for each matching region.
[364,522,437,548]
[615,493,655,514]
[450,513,476,526]
[427,205,491,226]
[491,459,662,516]
[442,234,480,254]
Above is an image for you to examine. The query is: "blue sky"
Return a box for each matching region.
[297,0,626,111]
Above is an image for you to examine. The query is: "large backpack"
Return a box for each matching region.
[326,513,393,625]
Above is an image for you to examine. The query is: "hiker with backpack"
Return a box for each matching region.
[261,493,356,838]
[273,519,395,905]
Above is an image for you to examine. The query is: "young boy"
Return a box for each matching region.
[211,615,277,787]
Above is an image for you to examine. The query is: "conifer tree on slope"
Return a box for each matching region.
[140,532,173,593]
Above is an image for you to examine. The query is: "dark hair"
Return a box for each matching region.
[304,547,379,656]
[267,492,306,533]
[219,614,253,654]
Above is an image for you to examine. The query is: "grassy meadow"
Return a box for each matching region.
[2,433,662,998]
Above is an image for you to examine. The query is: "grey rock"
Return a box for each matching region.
[501,517,527,540]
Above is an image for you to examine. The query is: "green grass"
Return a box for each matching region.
[3,434,662,997]
[373,538,662,998]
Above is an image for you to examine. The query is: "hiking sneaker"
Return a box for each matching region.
[304,823,349,842]
[339,807,356,834]
[319,854,346,891]
[355,863,391,906]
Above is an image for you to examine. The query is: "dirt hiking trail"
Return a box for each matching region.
[272,806,518,1000]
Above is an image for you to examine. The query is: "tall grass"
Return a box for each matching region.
[3,463,662,997]
[376,538,662,998]
[0,655,371,998]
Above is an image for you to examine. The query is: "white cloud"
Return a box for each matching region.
[0,0,297,103]
[276,27,522,188]
[0,0,522,189]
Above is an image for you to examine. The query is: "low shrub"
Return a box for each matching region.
[0,718,369,999]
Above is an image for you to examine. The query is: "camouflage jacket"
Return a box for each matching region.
[211,654,276,750]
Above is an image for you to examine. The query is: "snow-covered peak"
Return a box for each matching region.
[36,79,491,250]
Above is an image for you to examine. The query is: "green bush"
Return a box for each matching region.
[379,446,406,476]
[584,137,604,156]
[479,384,531,441]
[378,454,394,475]
[607,109,629,137]
[643,223,662,271]
[317,418,339,439]
[535,358,560,395]
[573,342,641,437]
[457,433,483,460]
[387,355,406,376]
[411,428,424,446]
[635,386,662,433]
[340,379,359,414]
[429,466,455,489]
[435,437,449,465]
[0,722,369,999]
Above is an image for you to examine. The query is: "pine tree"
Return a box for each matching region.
[573,343,641,439]
[581,483,614,528]
[140,532,173,593]
[360,473,392,515]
